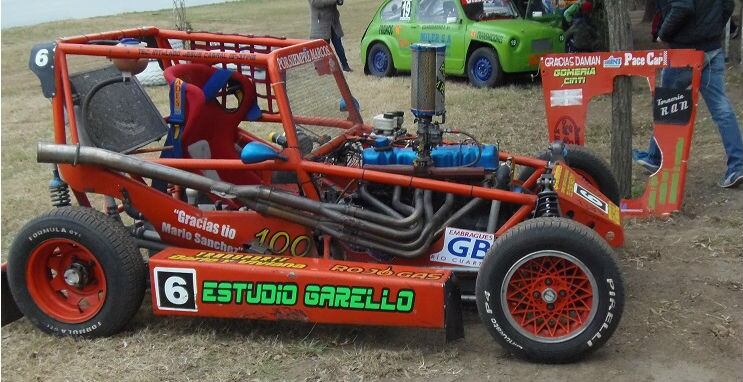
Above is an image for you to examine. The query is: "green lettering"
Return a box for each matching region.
[260,284,277,304]
[380,289,397,311]
[202,281,218,303]
[333,285,350,308]
[245,283,261,304]
[349,287,366,309]
[283,284,298,305]
[233,282,248,303]
[319,285,336,307]
[396,290,415,312]
[217,282,232,303]
[304,284,320,306]
[364,288,380,310]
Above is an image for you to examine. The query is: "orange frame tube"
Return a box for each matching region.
[45,28,622,263]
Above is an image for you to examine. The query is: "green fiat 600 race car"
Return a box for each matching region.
[361,0,565,87]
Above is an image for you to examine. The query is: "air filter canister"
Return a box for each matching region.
[410,43,446,118]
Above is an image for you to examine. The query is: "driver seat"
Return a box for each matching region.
[162,63,262,185]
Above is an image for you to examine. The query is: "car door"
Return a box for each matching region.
[414,0,466,72]
[390,0,416,70]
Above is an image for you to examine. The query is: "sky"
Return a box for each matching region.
[1,0,228,29]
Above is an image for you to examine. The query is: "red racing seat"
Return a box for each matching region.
[163,63,262,185]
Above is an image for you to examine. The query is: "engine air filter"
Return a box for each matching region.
[410,43,446,118]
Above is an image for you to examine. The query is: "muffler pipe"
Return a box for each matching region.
[37,143,241,196]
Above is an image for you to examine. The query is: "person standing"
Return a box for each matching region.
[633,0,743,188]
[308,0,352,72]
[563,1,598,52]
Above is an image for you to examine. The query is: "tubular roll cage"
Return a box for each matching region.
[51,27,549,237]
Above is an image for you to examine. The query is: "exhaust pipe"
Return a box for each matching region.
[37,144,447,257]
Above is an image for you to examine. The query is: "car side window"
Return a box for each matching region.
[381,0,404,21]
[418,0,459,23]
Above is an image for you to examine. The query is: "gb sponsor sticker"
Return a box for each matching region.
[430,227,494,267]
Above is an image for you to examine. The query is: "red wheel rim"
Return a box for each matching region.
[502,251,597,342]
[25,238,107,323]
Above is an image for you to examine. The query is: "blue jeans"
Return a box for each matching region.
[647,49,743,177]
[330,28,349,69]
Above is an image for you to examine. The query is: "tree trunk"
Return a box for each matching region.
[642,0,657,22]
[605,0,634,198]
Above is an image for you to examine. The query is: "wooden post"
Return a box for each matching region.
[605,0,634,198]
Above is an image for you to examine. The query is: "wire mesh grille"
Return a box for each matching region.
[186,39,278,114]
[282,56,350,147]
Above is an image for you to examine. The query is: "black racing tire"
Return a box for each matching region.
[467,47,504,88]
[518,144,621,205]
[475,217,624,363]
[366,42,395,77]
[8,207,146,337]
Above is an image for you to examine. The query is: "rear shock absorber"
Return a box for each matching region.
[534,172,560,218]
[49,166,71,208]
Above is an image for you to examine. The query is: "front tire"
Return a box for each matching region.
[8,207,146,337]
[476,218,624,363]
[367,42,394,77]
[467,47,504,87]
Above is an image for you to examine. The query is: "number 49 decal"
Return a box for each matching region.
[154,267,198,312]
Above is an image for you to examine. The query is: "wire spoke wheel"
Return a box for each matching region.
[502,250,598,343]
[476,217,624,363]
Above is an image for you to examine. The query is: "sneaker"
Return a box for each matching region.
[632,149,661,174]
[719,169,743,188]
[342,65,353,72]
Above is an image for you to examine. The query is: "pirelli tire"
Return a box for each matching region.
[7,207,146,337]
[475,217,624,363]
[518,144,621,205]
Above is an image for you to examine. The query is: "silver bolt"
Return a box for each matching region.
[542,288,557,304]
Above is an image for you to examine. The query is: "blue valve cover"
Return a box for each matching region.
[363,144,498,169]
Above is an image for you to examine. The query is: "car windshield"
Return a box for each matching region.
[461,0,519,21]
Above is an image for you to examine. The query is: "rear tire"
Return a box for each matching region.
[467,47,503,87]
[367,42,394,77]
[518,144,621,205]
[476,217,624,363]
[8,207,146,337]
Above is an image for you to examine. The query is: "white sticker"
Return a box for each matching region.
[574,183,609,214]
[154,267,198,312]
[550,88,583,107]
[400,0,412,21]
[430,227,494,267]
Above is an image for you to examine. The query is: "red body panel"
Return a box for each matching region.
[540,50,704,217]
[149,248,452,329]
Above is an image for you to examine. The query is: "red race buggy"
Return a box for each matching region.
[5,27,624,363]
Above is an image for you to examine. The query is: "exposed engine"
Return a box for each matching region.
[339,43,515,240]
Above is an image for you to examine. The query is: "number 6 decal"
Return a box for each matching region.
[29,42,57,98]
[154,267,198,312]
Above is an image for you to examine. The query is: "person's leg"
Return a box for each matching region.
[698,49,743,183]
[330,27,351,71]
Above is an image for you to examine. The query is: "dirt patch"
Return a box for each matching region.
[2,2,742,381]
